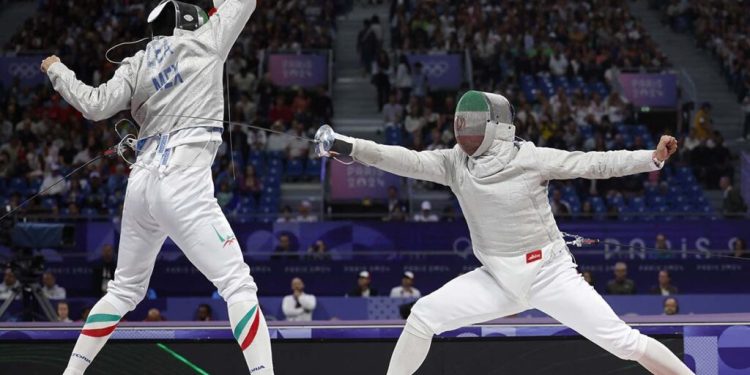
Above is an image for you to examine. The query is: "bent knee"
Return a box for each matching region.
[405,299,438,339]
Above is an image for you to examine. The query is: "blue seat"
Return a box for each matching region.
[306,158,322,178]
[607,195,625,208]
[8,177,27,193]
[286,159,304,178]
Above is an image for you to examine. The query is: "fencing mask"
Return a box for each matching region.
[454,90,516,157]
[148,0,209,36]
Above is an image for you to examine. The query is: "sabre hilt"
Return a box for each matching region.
[314,124,354,158]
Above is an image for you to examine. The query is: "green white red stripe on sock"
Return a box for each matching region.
[233,305,261,351]
[81,313,121,337]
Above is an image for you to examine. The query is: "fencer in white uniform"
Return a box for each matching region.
[315,90,693,375]
[41,1,274,374]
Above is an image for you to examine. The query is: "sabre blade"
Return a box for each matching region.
[154,113,319,143]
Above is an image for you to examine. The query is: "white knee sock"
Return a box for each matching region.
[228,301,274,374]
[386,326,433,375]
[63,300,122,375]
[638,337,694,375]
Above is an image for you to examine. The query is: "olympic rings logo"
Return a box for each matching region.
[420,62,450,77]
[8,63,38,79]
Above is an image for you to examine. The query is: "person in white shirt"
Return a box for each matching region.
[266,121,290,153]
[42,271,67,300]
[549,51,569,76]
[294,200,318,222]
[282,277,316,322]
[390,271,421,298]
[0,268,20,300]
[413,201,439,222]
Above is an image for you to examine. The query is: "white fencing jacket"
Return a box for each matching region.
[351,138,662,257]
[47,0,256,141]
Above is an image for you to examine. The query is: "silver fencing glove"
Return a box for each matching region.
[314,125,356,158]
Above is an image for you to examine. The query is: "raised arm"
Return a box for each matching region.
[42,53,141,122]
[205,0,257,61]
[535,135,678,180]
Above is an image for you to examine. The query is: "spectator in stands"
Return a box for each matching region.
[411,62,428,101]
[549,190,571,217]
[311,86,334,124]
[292,88,311,114]
[269,96,294,124]
[580,201,594,219]
[395,55,413,104]
[287,121,310,160]
[348,271,378,297]
[93,245,115,297]
[294,200,318,222]
[413,200,439,222]
[733,238,748,258]
[426,128,446,151]
[606,262,636,295]
[705,132,734,188]
[39,164,66,196]
[0,151,12,178]
[358,19,377,75]
[581,271,595,288]
[383,93,404,128]
[41,272,66,300]
[144,308,165,322]
[651,233,674,259]
[372,51,392,111]
[720,176,747,217]
[272,234,299,261]
[195,304,213,321]
[384,205,407,222]
[0,268,20,300]
[216,182,235,209]
[390,271,421,298]
[650,270,679,296]
[277,205,294,223]
[385,185,406,218]
[57,301,73,323]
[239,165,262,201]
[306,240,330,261]
[663,297,679,316]
[266,121,289,152]
[692,102,713,142]
[282,277,316,322]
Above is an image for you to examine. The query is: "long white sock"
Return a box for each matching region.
[63,300,122,375]
[386,327,433,375]
[638,337,694,375]
[228,300,274,374]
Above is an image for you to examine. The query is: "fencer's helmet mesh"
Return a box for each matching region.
[454,91,514,156]
[149,0,209,36]
[454,91,490,156]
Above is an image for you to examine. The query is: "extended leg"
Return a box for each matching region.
[529,251,693,374]
[386,267,525,375]
[64,169,166,375]
[155,164,273,374]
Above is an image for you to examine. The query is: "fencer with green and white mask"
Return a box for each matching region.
[315,90,693,375]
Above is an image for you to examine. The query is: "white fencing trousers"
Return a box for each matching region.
[102,143,258,315]
[407,241,648,361]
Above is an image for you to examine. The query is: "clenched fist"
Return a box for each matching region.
[40,55,61,74]
[653,135,678,163]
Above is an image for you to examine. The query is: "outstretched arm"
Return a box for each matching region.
[42,54,140,121]
[350,138,454,186]
[205,0,257,61]
[535,135,678,180]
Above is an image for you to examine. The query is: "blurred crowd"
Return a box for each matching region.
[656,0,750,102]
[0,0,337,218]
